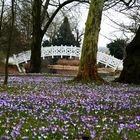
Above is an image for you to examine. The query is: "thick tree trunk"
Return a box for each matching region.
[76,0,104,82]
[116,26,140,84]
[29,34,43,73]
[29,0,43,73]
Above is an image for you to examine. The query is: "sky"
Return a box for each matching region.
[79,7,133,48]
[3,0,136,49]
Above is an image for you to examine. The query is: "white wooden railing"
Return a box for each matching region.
[97,52,123,70]
[9,45,123,72]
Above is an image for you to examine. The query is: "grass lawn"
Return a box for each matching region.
[0,74,140,139]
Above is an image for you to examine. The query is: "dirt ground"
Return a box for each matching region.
[48,65,115,73]
[0,65,19,74]
[0,58,117,75]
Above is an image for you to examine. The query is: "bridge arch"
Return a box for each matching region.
[10,45,123,72]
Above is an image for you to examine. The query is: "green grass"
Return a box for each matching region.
[0,75,140,139]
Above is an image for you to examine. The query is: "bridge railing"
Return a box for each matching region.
[41,45,81,59]
[97,52,123,70]
[10,45,123,72]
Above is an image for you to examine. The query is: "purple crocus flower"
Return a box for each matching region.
[90,130,95,139]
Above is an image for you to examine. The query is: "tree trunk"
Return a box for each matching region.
[4,0,15,85]
[0,0,4,36]
[29,0,43,73]
[116,26,140,84]
[29,0,90,73]
[76,0,104,82]
[29,33,43,73]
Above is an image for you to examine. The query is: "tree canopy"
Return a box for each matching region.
[107,39,127,60]
[1,0,140,84]
[51,17,78,46]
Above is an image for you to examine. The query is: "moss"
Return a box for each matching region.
[77,0,104,82]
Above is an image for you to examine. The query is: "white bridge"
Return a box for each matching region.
[9,45,123,72]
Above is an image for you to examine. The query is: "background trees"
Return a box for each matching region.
[0,0,88,75]
[0,0,32,55]
[51,16,78,46]
[76,0,140,83]
[113,0,140,84]
[43,15,83,47]
[0,0,140,84]
[4,0,15,85]
[107,39,127,59]
[29,0,88,73]
[119,9,140,35]
[17,0,32,51]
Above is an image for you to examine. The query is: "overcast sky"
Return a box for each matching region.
[79,7,133,48]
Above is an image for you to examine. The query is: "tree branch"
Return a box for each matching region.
[42,0,89,35]
[120,0,136,7]
[41,0,51,23]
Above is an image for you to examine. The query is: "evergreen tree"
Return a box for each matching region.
[107,39,127,60]
[29,0,89,73]
[52,17,77,46]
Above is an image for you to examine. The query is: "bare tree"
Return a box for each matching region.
[118,9,140,34]
[29,0,89,73]
[103,0,140,84]
[24,0,138,84]
[115,0,140,84]
[17,0,32,48]
[0,0,5,36]
[76,0,140,83]
[4,0,15,85]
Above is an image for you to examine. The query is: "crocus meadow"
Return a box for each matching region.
[0,75,140,139]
